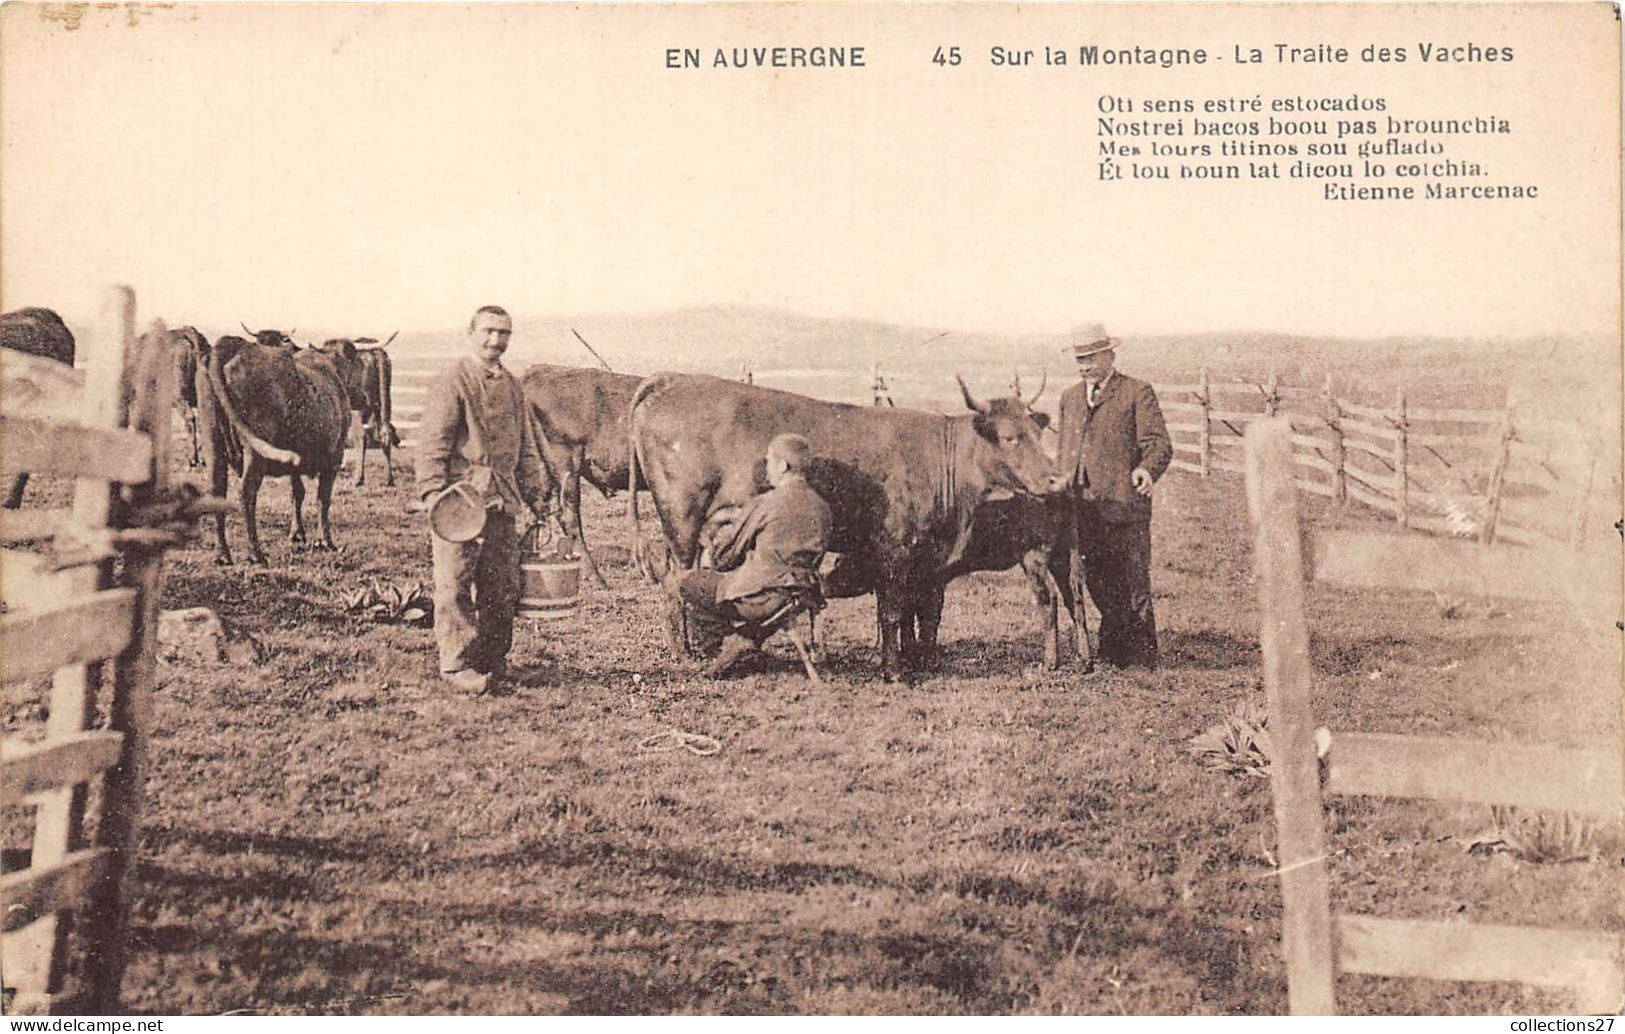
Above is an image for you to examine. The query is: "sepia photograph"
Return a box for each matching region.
[0,0,1620,1017]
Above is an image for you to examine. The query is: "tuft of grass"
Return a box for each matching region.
[1465,806,1599,864]
[1187,701,1273,779]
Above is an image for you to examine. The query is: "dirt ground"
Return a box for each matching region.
[4,437,1619,1015]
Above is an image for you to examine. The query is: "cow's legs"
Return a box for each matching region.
[208,448,233,565]
[1066,543,1094,673]
[241,461,267,565]
[1024,549,1061,669]
[566,459,609,589]
[381,430,395,487]
[874,581,909,683]
[356,429,369,486]
[289,475,307,544]
[314,468,339,551]
[911,582,946,670]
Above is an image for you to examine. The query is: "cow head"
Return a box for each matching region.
[314,338,368,412]
[241,323,299,349]
[956,374,1054,496]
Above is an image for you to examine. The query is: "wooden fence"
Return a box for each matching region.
[1,288,183,1014]
[1245,417,1622,1014]
[1155,369,1610,552]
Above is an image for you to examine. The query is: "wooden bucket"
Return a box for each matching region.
[519,529,580,621]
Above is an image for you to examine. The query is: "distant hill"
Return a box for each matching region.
[377,305,1616,415]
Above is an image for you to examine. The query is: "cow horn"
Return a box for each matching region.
[1027,370,1047,407]
[287,326,298,338]
[381,330,398,348]
[956,374,987,415]
[240,321,254,336]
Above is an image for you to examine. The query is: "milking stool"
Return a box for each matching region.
[707,587,824,683]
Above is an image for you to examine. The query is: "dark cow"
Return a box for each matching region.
[197,334,366,564]
[628,373,1055,681]
[2,307,77,508]
[352,333,399,487]
[824,492,1089,671]
[167,326,210,467]
[823,373,1090,671]
[240,324,300,350]
[521,363,648,588]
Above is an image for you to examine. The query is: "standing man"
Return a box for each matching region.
[1053,323,1172,669]
[677,434,832,675]
[415,305,552,693]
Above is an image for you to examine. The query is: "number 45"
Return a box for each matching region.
[932,46,961,66]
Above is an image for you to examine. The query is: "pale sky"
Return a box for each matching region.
[1,2,1619,340]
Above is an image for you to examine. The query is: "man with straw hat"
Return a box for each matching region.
[415,305,552,694]
[1052,323,1171,669]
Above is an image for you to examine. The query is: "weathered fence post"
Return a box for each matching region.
[1198,366,1212,477]
[1322,373,1346,505]
[1392,386,1409,528]
[1481,399,1515,546]
[739,360,752,385]
[84,316,176,1012]
[1264,367,1281,417]
[1245,418,1336,1015]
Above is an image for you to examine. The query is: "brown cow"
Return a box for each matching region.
[520,363,648,588]
[197,335,366,564]
[628,374,1054,681]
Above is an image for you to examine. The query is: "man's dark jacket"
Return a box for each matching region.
[1054,373,1172,524]
[712,475,832,602]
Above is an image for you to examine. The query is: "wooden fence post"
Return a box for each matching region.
[1481,400,1514,546]
[1264,367,1281,417]
[1392,386,1409,528]
[1322,374,1346,505]
[83,316,175,1012]
[1246,418,1337,1015]
[1198,366,1212,477]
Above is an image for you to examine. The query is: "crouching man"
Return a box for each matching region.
[677,433,832,674]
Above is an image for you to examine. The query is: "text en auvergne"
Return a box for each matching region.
[666,46,867,69]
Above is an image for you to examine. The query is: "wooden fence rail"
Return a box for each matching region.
[1157,368,1609,552]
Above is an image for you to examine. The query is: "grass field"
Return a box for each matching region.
[4,428,1620,1015]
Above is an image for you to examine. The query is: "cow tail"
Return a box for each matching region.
[380,352,394,437]
[204,343,303,467]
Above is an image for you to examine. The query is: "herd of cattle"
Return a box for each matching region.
[2,307,1092,681]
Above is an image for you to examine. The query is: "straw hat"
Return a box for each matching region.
[429,481,487,542]
[1066,322,1120,359]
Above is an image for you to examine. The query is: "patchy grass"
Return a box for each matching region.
[4,435,1618,1015]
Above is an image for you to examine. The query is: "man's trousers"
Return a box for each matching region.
[431,510,522,674]
[1073,502,1158,669]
